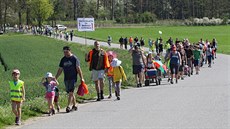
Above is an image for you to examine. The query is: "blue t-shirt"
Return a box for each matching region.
[59,55,80,80]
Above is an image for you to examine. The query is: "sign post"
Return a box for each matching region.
[77,18,95,45]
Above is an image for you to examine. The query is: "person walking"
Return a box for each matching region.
[85,41,110,101]
[167,45,181,84]
[70,30,74,41]
[129,45,146,87]
[106,51,115,99]
[129,36,133,48]
[206,45,213,67]
[193,45,201,74]
[9,69,25,125]
[111,58,127,100]
[124,37,128,50]
[55,46,85,113]
[119,36,124,49]
[40,72,59,116]
[107,35,112,46]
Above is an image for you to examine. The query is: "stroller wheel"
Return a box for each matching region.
[158,78,161,85]
[145,80,150,86]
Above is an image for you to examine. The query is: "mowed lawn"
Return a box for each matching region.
[77,26,230,54]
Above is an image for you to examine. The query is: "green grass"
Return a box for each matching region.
[0,34,134,128]
[76,25,230,54]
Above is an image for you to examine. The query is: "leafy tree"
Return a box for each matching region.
[30,0,53,27]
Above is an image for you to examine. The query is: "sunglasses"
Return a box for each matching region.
[12,72,20,75]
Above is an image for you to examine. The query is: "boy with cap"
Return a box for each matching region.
[9,69,25,125]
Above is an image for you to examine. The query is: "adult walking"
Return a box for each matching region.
[70,30,74,41]
[119,36,124,49]
[168,45,181,84]
[55,46,85,113]
[85,41,110,101]
[129,45,146,87]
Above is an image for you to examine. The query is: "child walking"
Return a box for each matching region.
[41,72,59,116]
[9,69,25,125]
[111,58,127,100]
[106,51,115,99]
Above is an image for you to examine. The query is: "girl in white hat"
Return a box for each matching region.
[40,72,59,116]
[111,58,127,100]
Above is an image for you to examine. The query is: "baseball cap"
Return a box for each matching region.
[12,69,20,74]
[45,72,53,78]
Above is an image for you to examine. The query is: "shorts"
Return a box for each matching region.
[11,101,22,110]
[64,80,77,93]
[54,96,59,103]
[187,59,193,68]
[179,61,185,72]
[133,65,144,74]
[170,63,179,74]
[92,70,105,81]
[194,60,199,67]
[45,92,55,99]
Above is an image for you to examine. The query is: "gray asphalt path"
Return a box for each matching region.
[12,36,230,129]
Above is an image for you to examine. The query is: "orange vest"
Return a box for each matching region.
[88,49,110,71]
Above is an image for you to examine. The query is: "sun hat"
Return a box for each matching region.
[12,69,20,74]
[111,58,122,67]
[45,72,53,78]
[107,51,117,58]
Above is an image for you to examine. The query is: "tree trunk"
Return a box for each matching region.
[111,0,114,20]
[3,0,8,32]
[97,0,99,18]
[73,0,77,20]
[0,0,2,30]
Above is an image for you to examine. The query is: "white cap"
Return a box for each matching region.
[45,72,53,78]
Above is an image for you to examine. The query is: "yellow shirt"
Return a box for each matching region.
[112,66,127,82]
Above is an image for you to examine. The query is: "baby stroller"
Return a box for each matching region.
[184,65,190,77]
[144,68,161,86]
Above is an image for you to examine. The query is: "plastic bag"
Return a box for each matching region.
[81,81,89,94]
[77,81,89,96]
[77,84,84,96]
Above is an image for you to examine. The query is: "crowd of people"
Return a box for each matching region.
[9,36,218,126]
[128,36,218,86]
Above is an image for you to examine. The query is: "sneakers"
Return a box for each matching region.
[52,109,55,115]
[108,95,112,99]
[168,78,171,82]
[15,117,21,125]
[100,91,104,100]
[176,79,178,83]
[97,93,101,101]
[57,106,60,112]
[170,80,173,84]
[66,106,71,113]
[72,105,78,111]
[117,96,120,100]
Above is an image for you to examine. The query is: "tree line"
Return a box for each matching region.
[0,0,229,31]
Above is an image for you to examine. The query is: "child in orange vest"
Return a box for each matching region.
[107,52,114,99]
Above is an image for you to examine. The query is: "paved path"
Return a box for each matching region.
[13,36,230,129]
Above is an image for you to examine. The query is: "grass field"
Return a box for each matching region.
[0,34,134,128]
[76,26,230,54]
